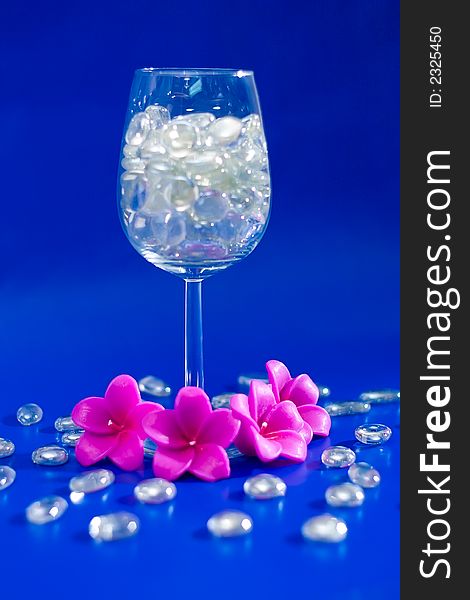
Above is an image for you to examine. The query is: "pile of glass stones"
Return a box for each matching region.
[120,107,271,265]
[0,384,397,544]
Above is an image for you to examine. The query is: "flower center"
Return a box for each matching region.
[107,419,123,432]
[188,440,196,446]
[260,421,268,430]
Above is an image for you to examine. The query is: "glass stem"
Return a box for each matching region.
[184,279,204,388]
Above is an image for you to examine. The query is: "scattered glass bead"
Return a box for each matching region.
[134,478,177,504]
[32,445,69,466]
[0,466,16,491]
[237,373,269,392]
[0,437,15,458]
[17,403,43,426]
[54,416,81,432]
[211,393,233,409]
[138,376,171,398]
[89,512,140,542]
[143,439,157,458]
[355,423,392,445]
[207,510,253,538]
[324,401,371,417]
[348,462,381,488]
[61,431,82,447]
[301,514,348,543]
[359,389,400,404]
[226,446,243,459]
[70,469,115,494]
[321,446,356,468]
[317,384,331,397]
[325,482,365,507]
[26,496,68,524]
[244,474,287,500]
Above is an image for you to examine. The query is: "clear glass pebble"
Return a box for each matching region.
[324,401,371,417]
[348,462,381,488]
[138,375,171,398]
[17,403,43,426]
[359,389,400,404]
[0,466,16,491]
[70,469,115,494]
[32,445,69,466]
[161,122,197,158]
[192,190,229,224]
[145,104,170,129]
[355,423,392,445]
[89,512,140,542]
[125,112,150,146]
[325,482,365,507]
[0,437,15,458]
[26,495,68,524]
[175,112,215,129]
[54,416,81,432]
[301,514,348,543]
[321,446,356,468]
[165,176,198,212]
[134,478,177,504]
[207,510,253,538]
[244,474,286,500]
[226,446,243,459]
[211,393,233,409]
[61,431,82,447]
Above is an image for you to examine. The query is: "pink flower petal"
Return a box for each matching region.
[188,443,230,482]
[107,430,144,471]
[266,429,307,462]
[298,404,331,437]
[72,397,113,435]
[248,380,277,423]
[125,401,163,440]
[300,421,314,444]
[230,394,259,430]
[174,386,212,441]
[197,409,240,447]
[152,446,195,480]
[75,431,117,466]
[266,360,292,401]
[280,374,320,407]
[142,409,187,448]
[263,400,304,435]
[105,374,141,425]
[234,422,282,462]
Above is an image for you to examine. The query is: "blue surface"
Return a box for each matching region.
[0,1,399,598]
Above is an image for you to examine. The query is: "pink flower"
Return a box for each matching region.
[230,379,307,463]
[72,374,162,471]
[266,360,331,442]
[142,386,240,482]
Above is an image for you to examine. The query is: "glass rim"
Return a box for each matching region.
[136,67,254,77]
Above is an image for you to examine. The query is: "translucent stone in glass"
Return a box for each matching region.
[89,512,140,542]
[17,403,43,426]
[321,446,356,468]
[348,462,381,488]
[355,423,392,445]
[26,496,68,524]
[207,510,253,538]
[301,514,348,543]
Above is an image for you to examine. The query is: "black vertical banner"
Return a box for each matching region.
[401,3,467,597]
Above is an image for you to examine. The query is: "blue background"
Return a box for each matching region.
[0,1,399,598]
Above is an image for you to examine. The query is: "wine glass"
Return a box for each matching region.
[118,68,271,389]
